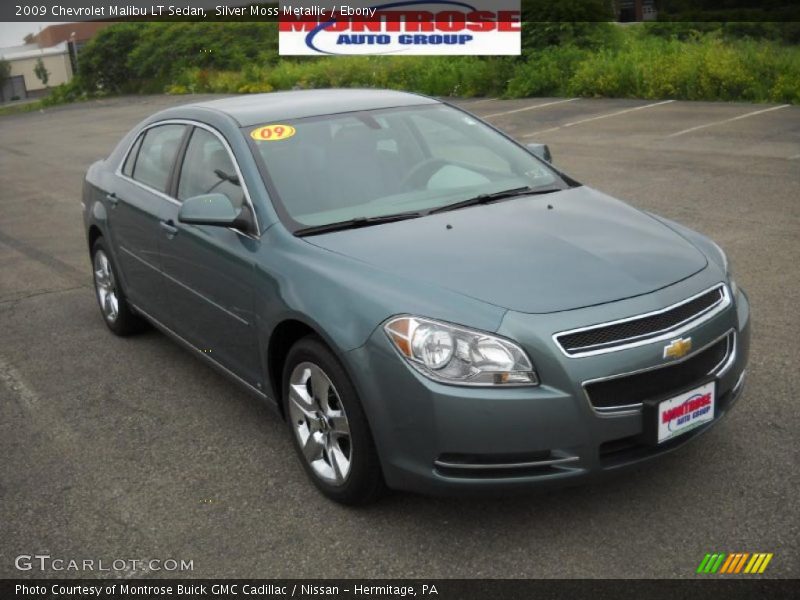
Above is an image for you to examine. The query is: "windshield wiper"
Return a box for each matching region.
[214,169,240,186]
[428,186,562,215]
[295,186,562,236]
[294,211,425,237]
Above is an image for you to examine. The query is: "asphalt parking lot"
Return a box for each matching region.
[1,94,798,579]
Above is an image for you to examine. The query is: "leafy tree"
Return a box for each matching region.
[521,0,617,52]
[77,23,142,93]
[34,57,50,87]
[74,22,279,93]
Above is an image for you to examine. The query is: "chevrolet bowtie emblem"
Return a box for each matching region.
[664,337,692,360]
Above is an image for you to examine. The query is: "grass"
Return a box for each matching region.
[163,30,800,104]
[165,56,518,98]
[560,33,800,103]
[0,100,45,116]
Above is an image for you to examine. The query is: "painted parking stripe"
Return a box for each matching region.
[789,153,800,160]
[482,97,579,118]
[459,97,500,106]
[522,99,674,137]
[666,104,790,138]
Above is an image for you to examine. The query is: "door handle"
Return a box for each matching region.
[105,192,119,207]
[159,220,179,237]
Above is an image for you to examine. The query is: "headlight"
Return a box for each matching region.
[384,316,538,386]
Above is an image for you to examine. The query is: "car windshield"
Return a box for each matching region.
[245,104,568,231]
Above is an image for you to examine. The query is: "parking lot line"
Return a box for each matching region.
[789,153,800,160]
[666,104,791,138]
[482,97,579,118]
[458,97,499,105]
[521,100,675,137]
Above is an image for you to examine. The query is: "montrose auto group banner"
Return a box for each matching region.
[277,1,521,56]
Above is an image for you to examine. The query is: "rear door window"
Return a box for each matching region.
[122,134,143,177]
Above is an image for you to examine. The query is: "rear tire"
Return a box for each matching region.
[91,238,146,336]
[283,336,385,505]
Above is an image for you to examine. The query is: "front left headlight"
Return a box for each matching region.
[384,316,538,386]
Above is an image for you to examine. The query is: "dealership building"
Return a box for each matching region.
[0,22,109,103]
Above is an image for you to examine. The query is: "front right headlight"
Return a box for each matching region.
[384,316,539,387]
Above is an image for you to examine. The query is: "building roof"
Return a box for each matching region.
[190,89,440,126]
[0,41,69,61]
[35,22,112,47]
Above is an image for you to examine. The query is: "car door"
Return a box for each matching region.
[111,123,188,321]
[157,124,262,389]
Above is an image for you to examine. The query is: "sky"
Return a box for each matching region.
[0,23,64,48]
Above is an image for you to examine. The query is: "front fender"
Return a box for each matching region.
[253,225,507,355]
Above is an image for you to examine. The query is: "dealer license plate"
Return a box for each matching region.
[656,381,716,444]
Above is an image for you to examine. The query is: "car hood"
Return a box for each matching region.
[304,186,708,313]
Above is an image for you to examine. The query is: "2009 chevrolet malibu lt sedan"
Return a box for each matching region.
[83,89,750,504]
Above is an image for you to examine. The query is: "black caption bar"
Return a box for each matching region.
[2,0,799,22]
[1,579,795,600]
[4,1,270,22]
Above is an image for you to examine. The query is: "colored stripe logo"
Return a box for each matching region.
[697,553,773,574]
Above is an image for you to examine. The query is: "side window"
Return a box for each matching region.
[122,134,143,177]
[177,128,244,209]
[131,124,186,193]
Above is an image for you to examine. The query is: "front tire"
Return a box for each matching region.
[283,336,384,505]
[91,238,145,336]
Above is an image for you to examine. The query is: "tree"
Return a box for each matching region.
[521,0,617,51]
[77,23,142,93]
[34,57,50,87]
[24,33,36,44]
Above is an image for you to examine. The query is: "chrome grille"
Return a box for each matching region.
[556,285,727,356]
[584,330,735,412]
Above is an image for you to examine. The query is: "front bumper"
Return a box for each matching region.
[346,285,750,496]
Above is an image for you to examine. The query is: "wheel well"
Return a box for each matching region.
[267,319,317,415]
[88,225,102,252]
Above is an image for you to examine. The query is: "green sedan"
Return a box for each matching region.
[83,89,750,504]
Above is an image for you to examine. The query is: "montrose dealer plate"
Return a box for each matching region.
[653,381,716,444]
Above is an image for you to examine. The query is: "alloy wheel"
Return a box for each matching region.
[288,362,352,485]
[93,250,119,323]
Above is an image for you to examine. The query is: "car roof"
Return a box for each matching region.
[189,88,441,127]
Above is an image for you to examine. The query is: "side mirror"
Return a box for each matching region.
[526,142,552,163]
[178,193,242,228]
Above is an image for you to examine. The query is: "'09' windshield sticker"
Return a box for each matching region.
[250,124,296,141]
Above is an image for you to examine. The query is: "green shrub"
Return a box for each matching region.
[39,81,88,106]
[520,0,617,52]
[77,22,278,94]
[66,20,800,106]
[78,23,142,93]
[561,34,800,103]
[167,57,515,98]
[507,46,588,96]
